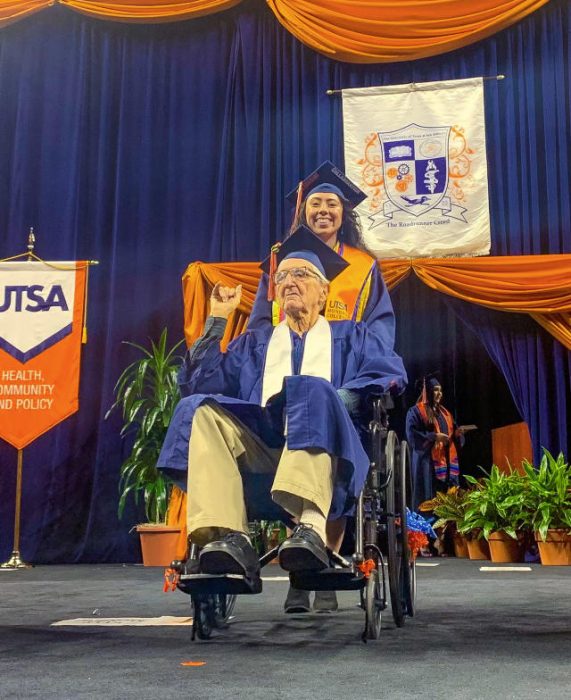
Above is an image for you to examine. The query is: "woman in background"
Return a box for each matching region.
[406,376,467,511]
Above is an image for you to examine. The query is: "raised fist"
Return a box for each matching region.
[210,282,243,319]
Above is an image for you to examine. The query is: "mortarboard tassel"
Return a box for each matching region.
[267,243,281,301]
[421,377,428,405]
[289,181,304,236]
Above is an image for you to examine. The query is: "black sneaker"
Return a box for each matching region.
[278,524,329,573]
[284,585,311,614]
[199,531,260,579]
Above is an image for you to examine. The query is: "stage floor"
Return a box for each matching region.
[1,559,569,699]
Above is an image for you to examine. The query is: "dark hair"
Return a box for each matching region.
[289,197,370,251]
[422,384,442,424]
[424,402,437,425]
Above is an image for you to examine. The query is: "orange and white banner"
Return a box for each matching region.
[0,261,87,449]
[343,77,491,258]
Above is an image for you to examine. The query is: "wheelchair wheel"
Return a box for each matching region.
[363,568,383,640]
[213,594,237,628]
[385,430,406,627]
[398,440,415,617]
[192,594,216,640]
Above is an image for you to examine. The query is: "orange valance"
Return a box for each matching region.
[0,0,241,27]
[0,1,551,63]
[182,254,571,350]
[266,0,551,63]
[59,0,241,23]
[0,0,51,28]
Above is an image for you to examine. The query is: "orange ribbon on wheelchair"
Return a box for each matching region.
[357,558,376,579]
[163,567,180,592]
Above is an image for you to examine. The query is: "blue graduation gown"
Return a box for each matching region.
[158,321,407,519]
[405,404,464,509]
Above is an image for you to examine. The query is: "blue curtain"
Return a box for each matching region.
[442,298,571,465]
[0,0,569,562]
[390,277,524,478]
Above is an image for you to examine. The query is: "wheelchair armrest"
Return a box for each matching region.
[363,391,395,415]
[366,391,394,412]
[363,391,393,437]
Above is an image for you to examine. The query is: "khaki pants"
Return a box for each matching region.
[187,402,334,544]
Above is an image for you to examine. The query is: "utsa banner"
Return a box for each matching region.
[0,261,86,449]
[343,77,490,258]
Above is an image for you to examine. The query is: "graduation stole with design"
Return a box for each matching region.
[416,402,459,482]
[261,316,332,406]
[271,242,375,325]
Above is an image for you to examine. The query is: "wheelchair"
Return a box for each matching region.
[171,394,415,642]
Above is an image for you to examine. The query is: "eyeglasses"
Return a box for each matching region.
[273,267,323,285]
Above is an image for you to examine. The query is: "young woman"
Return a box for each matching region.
[249,161,395,353]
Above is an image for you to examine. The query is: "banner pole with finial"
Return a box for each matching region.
[0,229,36,569]
[27,227,35,258]
[1,448,29,569]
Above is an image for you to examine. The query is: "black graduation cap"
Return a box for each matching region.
[260,225,349,299]
[415,372,442,403]
[285,160,367,209]
[414,373,442,394]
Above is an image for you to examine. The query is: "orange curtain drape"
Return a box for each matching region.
[182,254,571,350]
[265,0,551,63]
[409,255,571,350]
[0,0,51,28]
[0,0,241,27]
[182,260,261,349]
[0,1,551,62]
[59,0,241,23]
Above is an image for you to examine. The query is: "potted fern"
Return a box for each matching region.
[520,450,571,565]
[106,328,185,565]
[459,466,526,563]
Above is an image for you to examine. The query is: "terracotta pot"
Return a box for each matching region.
[535,529,571,566]
[466,535,490,560]
[488,531,523,563]
[136,524,182,567]
[452,532,469,558]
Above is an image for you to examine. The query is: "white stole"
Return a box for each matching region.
[261,316,332,406]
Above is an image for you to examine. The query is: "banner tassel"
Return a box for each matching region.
[82,265,90,344]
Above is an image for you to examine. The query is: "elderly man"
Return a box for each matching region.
[158,227,407,587]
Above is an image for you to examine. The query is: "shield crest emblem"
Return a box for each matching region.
[378,124,450,217]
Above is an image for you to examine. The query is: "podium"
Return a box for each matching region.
[491,422,533,473]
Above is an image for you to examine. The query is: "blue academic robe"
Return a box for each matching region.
[158,321,407,519]
[405,404,464,510]
[248,264,396,352]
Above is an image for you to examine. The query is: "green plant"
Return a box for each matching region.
[520,449,571,541]
[249,520,288,555]
[419,486,468,533]
[106,328,184,523]
[459,465,527,541]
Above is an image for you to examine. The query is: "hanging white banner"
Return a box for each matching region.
[342,78,490,258]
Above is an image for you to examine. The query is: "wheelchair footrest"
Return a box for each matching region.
[290,568,365,592]
[178,573,262,596]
